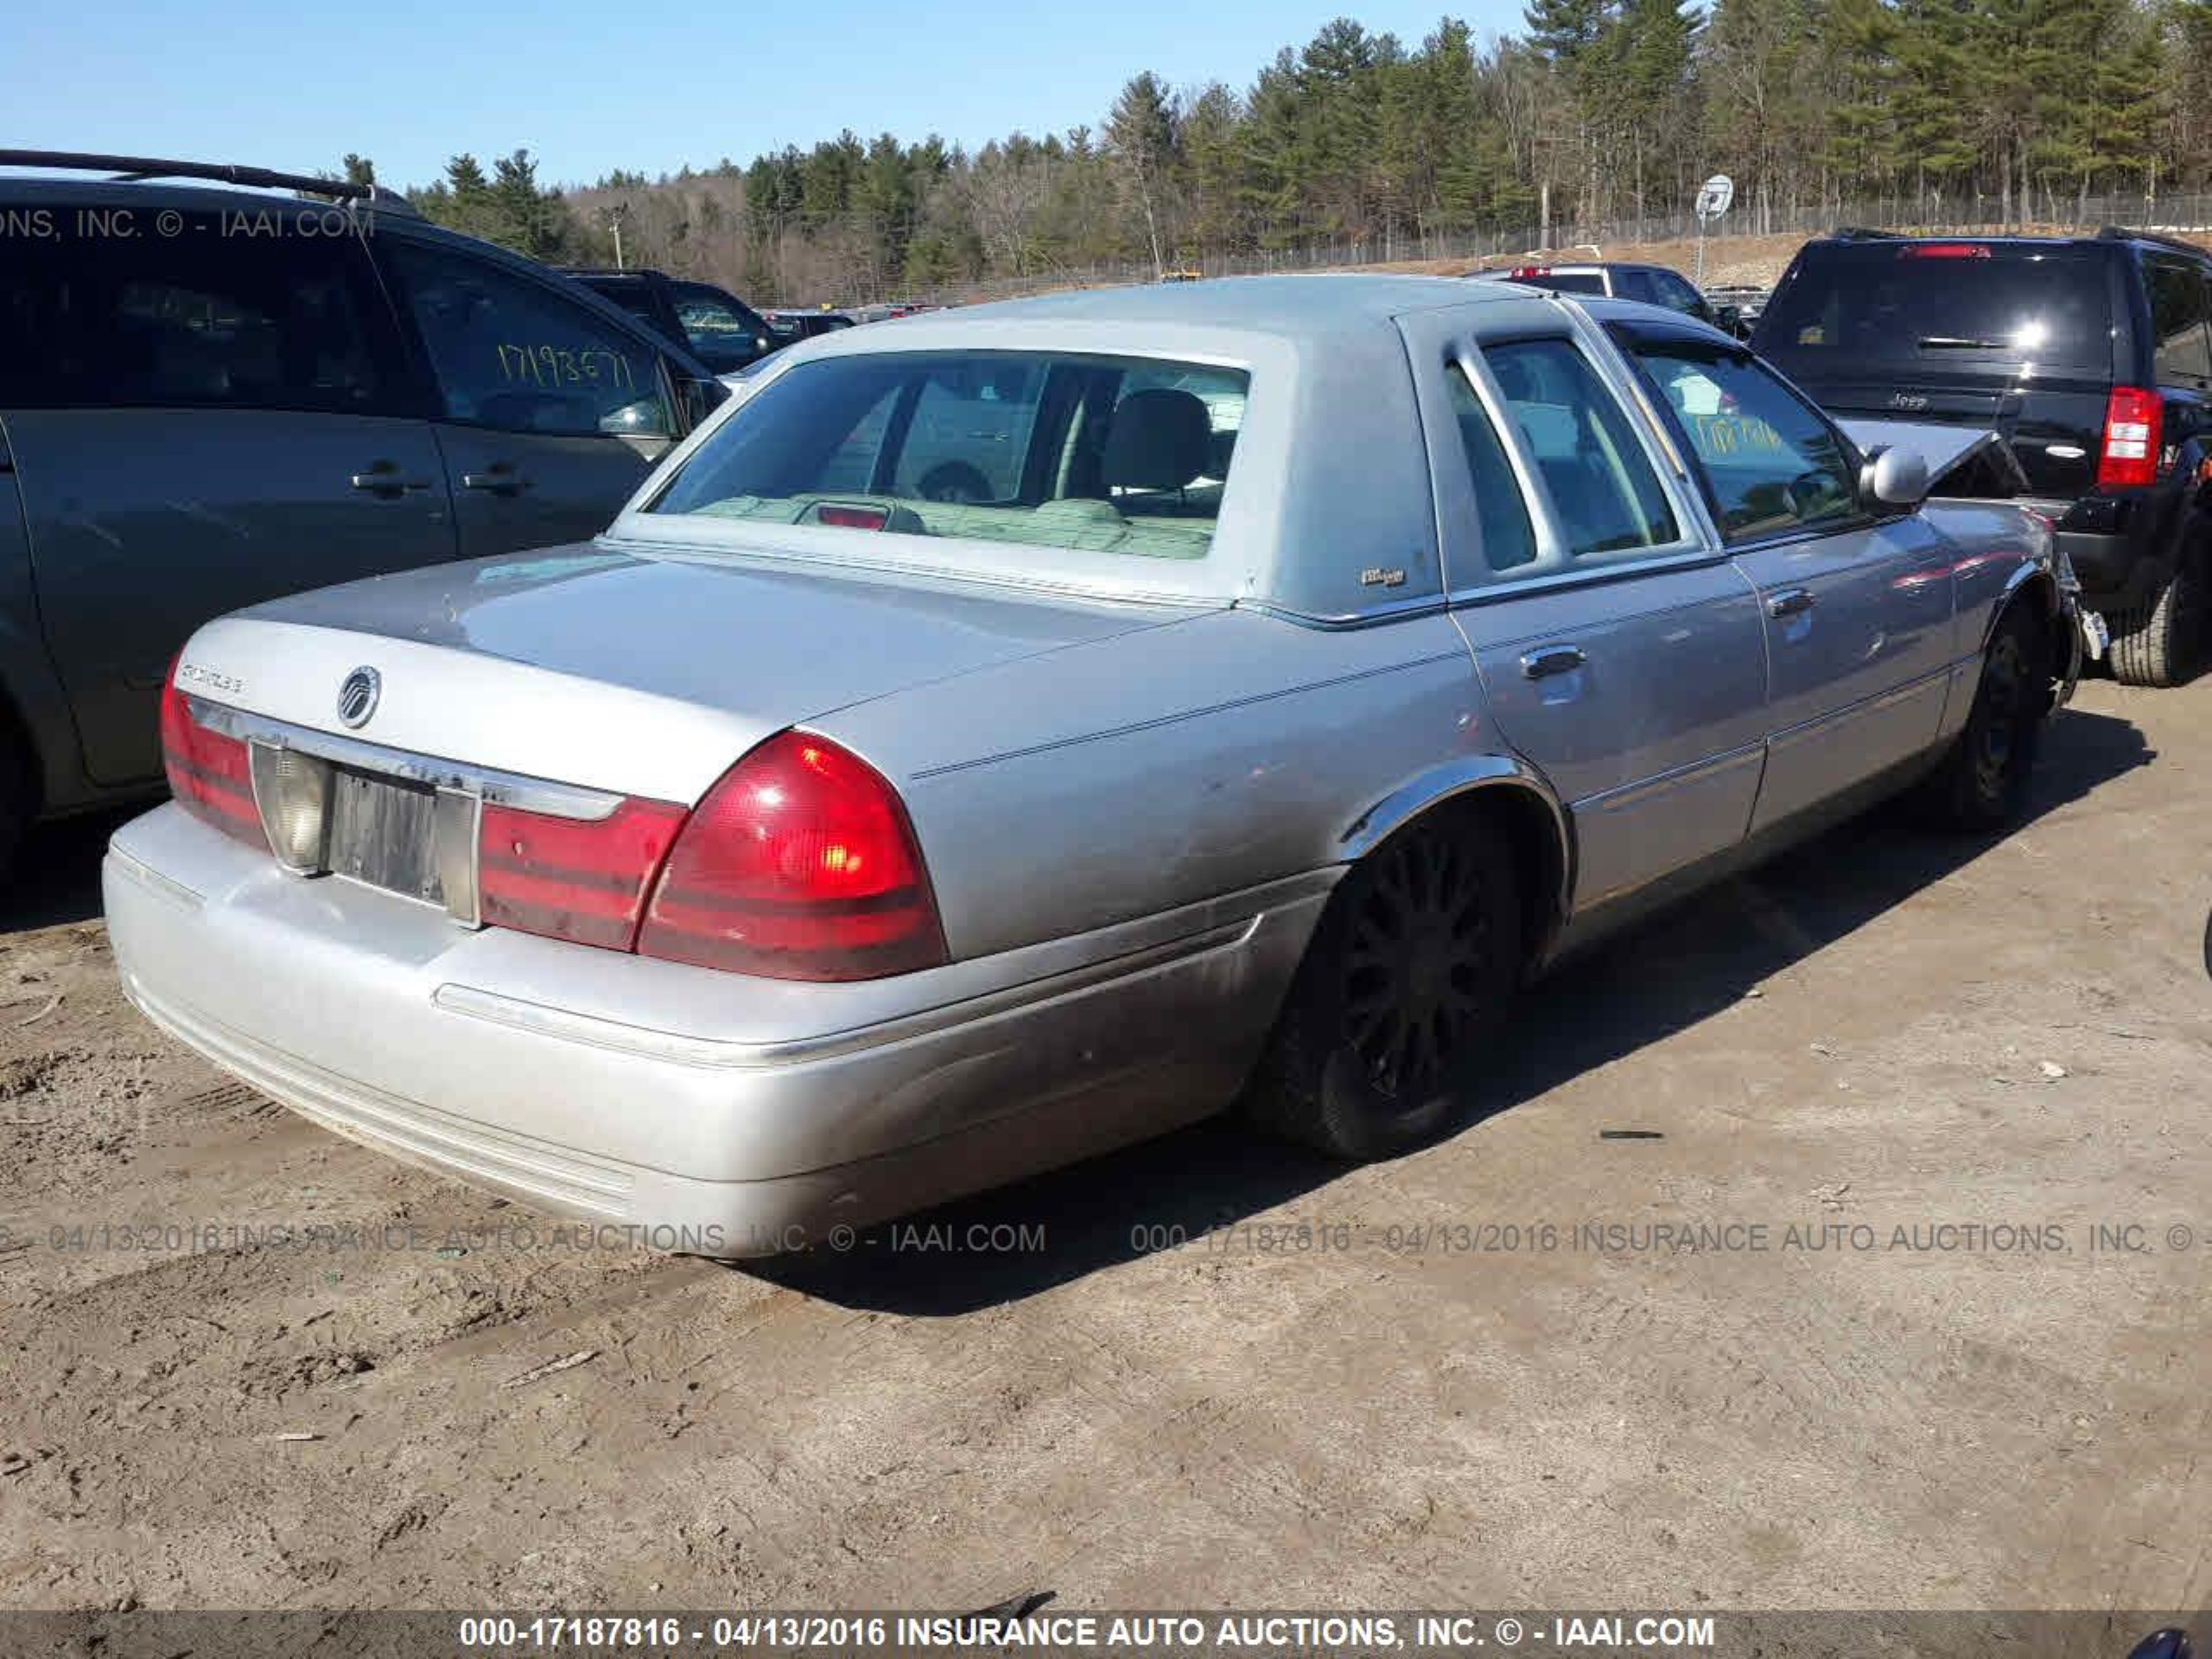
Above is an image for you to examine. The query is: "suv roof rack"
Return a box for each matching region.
[0,149,417,214]
[2097,224,2207,257]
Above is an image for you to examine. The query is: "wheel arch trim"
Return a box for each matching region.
[1338,755,1576,961]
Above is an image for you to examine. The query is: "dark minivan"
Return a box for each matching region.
[1754,229,2212,684]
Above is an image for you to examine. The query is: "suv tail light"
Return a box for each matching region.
[2096,385,2163,490]
[1507,265,1550,280]
[160,660,268,850]
[477,797,688,950]
[1901,242,1992,260]
[638,731,947,982]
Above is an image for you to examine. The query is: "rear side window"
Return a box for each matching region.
[1758,242,2110,372]
[1482,338,1676,560]
[1518,270,1606,296]
[1445,365,1536,571]
[652,351,1249,563]
[0,209,394,413]
[2145,257,2212,385]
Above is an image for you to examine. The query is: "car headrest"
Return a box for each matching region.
[1102,389,1213,492]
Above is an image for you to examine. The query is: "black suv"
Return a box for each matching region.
[1754,228,2212,685]
[562,268,774,377]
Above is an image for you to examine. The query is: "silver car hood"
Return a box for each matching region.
[1836,418,2011,491]
[187,543,1206,804]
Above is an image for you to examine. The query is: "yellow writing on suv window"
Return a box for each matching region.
[495,344,635,392]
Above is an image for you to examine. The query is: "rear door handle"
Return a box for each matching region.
[1519,644,1586,680]
[1768,588,1816,619]
[349,462,432,497]
[461,466,525,496]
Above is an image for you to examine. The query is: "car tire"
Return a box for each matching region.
[2106,546,2205,688]
[1916,601,2051,831]
[1245,810,1522,1161]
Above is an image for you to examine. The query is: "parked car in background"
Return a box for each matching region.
[110,275,2078,1253]
[563,268,775,377]
[1754,226,2212,684]
[1703,283,1770,331]
[1480,262,1730,329]
[762,308,855,347]
[0,150,728,875]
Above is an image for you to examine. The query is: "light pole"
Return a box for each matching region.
[607,202,629,270]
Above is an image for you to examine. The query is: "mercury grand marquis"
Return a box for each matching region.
[106,275,2084,1254]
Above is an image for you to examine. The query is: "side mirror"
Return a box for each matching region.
[1860,445,1930,510]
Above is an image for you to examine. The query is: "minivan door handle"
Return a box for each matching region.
[461,465,526,497]
[1768,588,1816,619]
[1519,644,1586,680]
[349,461,432,497]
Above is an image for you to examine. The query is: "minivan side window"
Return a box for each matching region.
[380,238,671,438]
[0,211,396,413]
[2145,257,2212,386]
[1629,340,1859,542]
[1482,338,1678,561]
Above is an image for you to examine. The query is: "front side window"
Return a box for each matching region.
[672,283,768,371]
[1482,338,1676,560]
[382,239,669,438]
[651,351,1249,563]
[1630,341,1859,542]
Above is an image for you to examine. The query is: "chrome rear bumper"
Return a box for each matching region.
[106,805,1331,1255]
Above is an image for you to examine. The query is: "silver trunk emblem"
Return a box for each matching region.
[337,666,382,728]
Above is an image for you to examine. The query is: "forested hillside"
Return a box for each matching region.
[355,0,2209,304]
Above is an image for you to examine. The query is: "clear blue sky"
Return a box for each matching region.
[6,0,1526,192]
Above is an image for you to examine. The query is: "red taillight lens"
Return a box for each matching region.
[160,660,267,850]
[2096,385,2163,490]
[477,797,688,950]
[1508,265,1549,280]
[638,731,947,982]
[817,504,889,530]
[1902,242,1992,260]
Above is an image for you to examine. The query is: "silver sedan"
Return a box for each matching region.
[107,276,2083,1255]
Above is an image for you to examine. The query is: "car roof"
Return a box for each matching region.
[870,273,1530,339]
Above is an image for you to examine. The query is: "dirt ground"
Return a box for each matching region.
[1,677,2208,1615]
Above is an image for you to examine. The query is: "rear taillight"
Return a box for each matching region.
[817,504,889,530]
[2096,385,2163,490]
[1901,242,1992,260]
[160,660,268,850]
[1508,265,1549,280]
[477,797,687,951]
[638,731,947,982]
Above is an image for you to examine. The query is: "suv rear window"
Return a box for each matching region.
[1516,270,1606,296]
[1759,242,2112,372]
[651,351,1247,561]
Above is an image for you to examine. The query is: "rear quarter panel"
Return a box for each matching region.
[813,607,1497,961]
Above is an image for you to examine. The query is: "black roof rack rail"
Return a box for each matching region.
[2097,224,2206,257]
[1827,226,1898,241]
[0,149,417,214]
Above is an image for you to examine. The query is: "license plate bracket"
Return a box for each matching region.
[327,766,446,907]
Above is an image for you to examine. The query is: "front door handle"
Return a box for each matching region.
[1768,588,1816,619]
[350,462,432,497]
[1519,644,1586,681]
[461,465,525,497]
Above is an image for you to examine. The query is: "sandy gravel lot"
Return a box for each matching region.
[1,677,2207,1617]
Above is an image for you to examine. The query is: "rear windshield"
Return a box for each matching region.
[650,350,1248,561]
[1517,270,1606,296]
[1758,243,2111,372]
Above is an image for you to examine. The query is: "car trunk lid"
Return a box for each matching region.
[181,542,1208,808]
